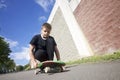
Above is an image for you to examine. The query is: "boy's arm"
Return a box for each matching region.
[29,44,37,68]
[54,46,61,60]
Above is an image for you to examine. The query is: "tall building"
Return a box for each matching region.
[48,0,120,61]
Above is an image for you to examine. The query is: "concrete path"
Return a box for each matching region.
[0,60,120,80]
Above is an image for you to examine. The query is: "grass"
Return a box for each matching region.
[25,51,120,70]
[66,51,120,65]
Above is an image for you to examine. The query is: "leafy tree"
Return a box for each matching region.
[6,59,16,70]
[16,65,24,71]
[0,37,11,64]
[24,63,30,70]
[0,36,16,73]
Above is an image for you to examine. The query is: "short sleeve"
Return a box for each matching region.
[53,37,57,46]
[48,36,57,46]
[30,35,38,45]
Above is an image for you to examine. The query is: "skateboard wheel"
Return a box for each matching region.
[44,67,50,73]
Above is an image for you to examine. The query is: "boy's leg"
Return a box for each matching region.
[34,59,41,74]
[46,38,55,60]
[30,58,41,69]
[33,49,53,74]
[30,59,41,75]
[34,49,49,61]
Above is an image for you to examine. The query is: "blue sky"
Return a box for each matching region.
[0,0,55,66]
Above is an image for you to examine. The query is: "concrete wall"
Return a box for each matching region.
[68,0,81,11]
[74,0,120,54]
[50,7,80,61]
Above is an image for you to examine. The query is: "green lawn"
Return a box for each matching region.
[66,51,120,65]
[25,51,120,70]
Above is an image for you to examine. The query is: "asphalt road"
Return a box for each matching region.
[0,60,120,80]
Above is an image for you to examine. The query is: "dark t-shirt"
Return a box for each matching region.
[30,34,56,51]
[30,34,57,61]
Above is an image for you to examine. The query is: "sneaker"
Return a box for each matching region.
[34,68,40,75]
[44,67,50,73]
[44,67,63,73]
[61,66,66,72]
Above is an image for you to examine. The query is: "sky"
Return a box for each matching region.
[0,0,55,66]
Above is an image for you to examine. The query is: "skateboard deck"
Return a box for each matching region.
[37,61,66,73]
[37,60,65,68]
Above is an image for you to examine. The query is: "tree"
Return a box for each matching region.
[6,59,16,70]
[24,63,30,70]
[0,37,11,63]
[16,65,24,71]
[0,36,16,73]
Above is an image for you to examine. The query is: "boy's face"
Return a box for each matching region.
[41,27,51,38]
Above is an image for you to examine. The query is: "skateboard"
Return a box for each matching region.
[37,61,66,73]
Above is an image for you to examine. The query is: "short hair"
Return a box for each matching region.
[42,23,52,30]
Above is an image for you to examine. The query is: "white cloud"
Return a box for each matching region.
[0,3,6,8]
[11,47,30,61]
[35,0,54,12]
[39,16,47,21]
[0,0,7,9]
[5,38,19,48]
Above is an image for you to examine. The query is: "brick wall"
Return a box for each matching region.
[74,0,120,54]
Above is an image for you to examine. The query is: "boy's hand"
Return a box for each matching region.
[31,59,38,68]
[34,61,38,68]
[57,58,61,61]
